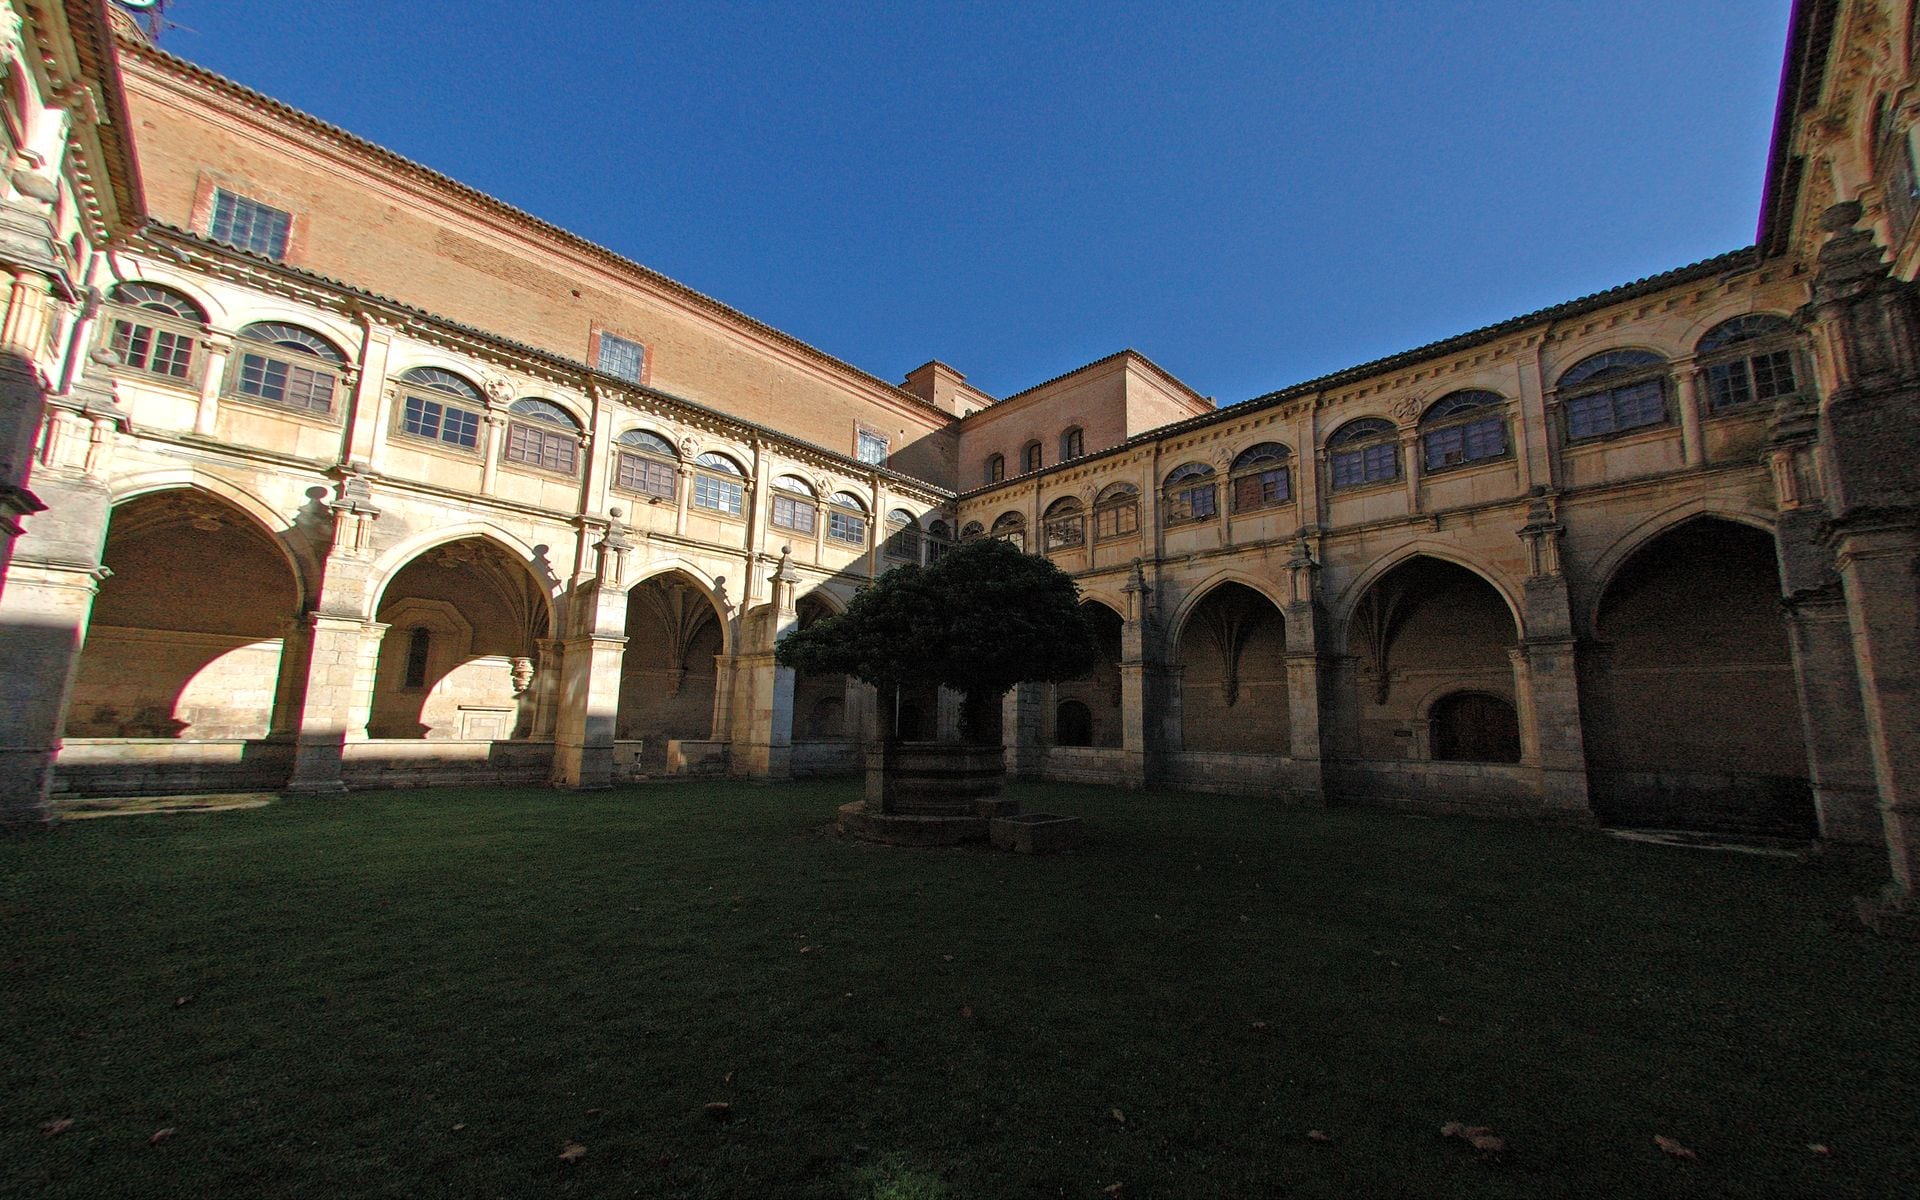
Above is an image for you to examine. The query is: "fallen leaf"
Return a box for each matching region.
[1654,1135,1696,1160]
[451,1123,466,1131]
[1436,1016,1456,1026]
[40,1118,73,1138]
[558,1141,587,1163]
[1307,1129,1333,1143]
[960,1005,973,1019]
[585,1108,603,1118]
[1250,1021,1268,1030]
[942,954,954,962]
[1102,1185,1126,1198]
[656,1152,676,1167]
[172,996,193,1008]
[1441,1122,1506,1154]
[1110,1108,1126,1124]
[722,1072,734,1086]
[703,1102,732,1122]
[148,1128,175,1146]
[799,946,815,954]
[1808,1143,1832,1156]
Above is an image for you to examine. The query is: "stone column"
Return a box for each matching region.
[935,686,964,742]
[550,516,633,789]
[1515,493,1594,822]
[1117,558,1157,787]
[729,549,799,780]
[191,331,232,437]
[1001,682,1047,779]
[1281,535,1328,803]
[1835,525,1920,895]
[1673,357,1705,467]
[529,636,563,740]
[1781,593,1882,844]
[0,553,106,823]
[284,475,385,794]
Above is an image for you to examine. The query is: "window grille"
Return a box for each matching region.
[1697,315,1801,413]
[1229,443,1293,511]
[856,430,889,465]
[1042,499,1085,551]
[234,322,344,415]
[504,399,580,475]
[827,492,869,545]
[1328,420,1400,488]
[1558,350,1668,440]
[772,477,818,535]
[396,367,484,450]
[1161,463,1217,525]
[1418,391,1508,471]
[105,282,203,383]
[613,429,677,499]
[596,332,645,382]
[1093,484,1141,540]
[692,452,745,515]
[209,189,292,259]
[1023,441,1043,473]
[1061,427,1085,460]
[986,454,1005,484]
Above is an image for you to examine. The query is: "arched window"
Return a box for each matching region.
[1061,427,1085,460]
[771,475,817,535]
[827,491,868,545]
[986,453,1005,484]
[1162,462,1217,526]
[1419,391,1508,471]
[1055,699,1093,747]
[1042,496,1085,552]
[1023,441,1043,473]
[505,398,582,475]
[395,366,484,451]
[1557,350,1668,440]
[231,322,346,415]
[1093,482,1140,540]
[1230,443,1292,511]
[959,520,986,542]
[1328,419,1400,489]
[991,510,1027,551]
[884,509,922,561]
[105,282,205,382]
[403,627,431,690]
[926,518,953,562]
[1874,96,1920,237]
[613,428,678,499]
[692,452,746,516]
[1697,315,1802,413]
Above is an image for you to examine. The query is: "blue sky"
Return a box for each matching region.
[151,2,1792,404]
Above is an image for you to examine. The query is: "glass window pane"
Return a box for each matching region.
[597,333,645,382]
[1464,418,1506,460]
[210,189,293,259]
[1424,425,1465,470]
[1751,351,1796,401]
[857,431,889,465]
[1612,380,1665,430]
[1566,393,1613,439]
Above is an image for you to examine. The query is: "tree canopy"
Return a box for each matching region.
[776,538,1099,704]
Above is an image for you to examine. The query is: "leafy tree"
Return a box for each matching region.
[777,538,1099,741]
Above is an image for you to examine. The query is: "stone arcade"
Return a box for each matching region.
[0,4,1916,918]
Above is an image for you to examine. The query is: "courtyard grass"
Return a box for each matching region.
[2,782,1916,1199]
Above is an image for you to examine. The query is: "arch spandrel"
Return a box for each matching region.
[1582,500,1778,635]
[109,471,319,604]
[1164,570,1289,658]
[1330,545,1527,651]
[363,524,558,625]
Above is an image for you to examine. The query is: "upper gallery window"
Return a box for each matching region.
[1023,441,1043,473]
[504,398,582,475]
[771,475,818,536]
[208,189,292,260]
[105,282,204,383]
[1873,96,1920,237]
[395,366,484,451]
[1419,391,1508,472]
[1042,497,1085,552]
[884,509,922,561]
[1161,462,1218,526]
[232,322,346,415]
[1061,427,1085,460]
[925,519,953,562]
[1328,419,1400,489]
[596,332,646,383]
[613,429,678,499]
[856,429,889,466]
[692,451,746,516]
[986,453,1005,484]
[827,491,869,545]
[1230,443,1293,511]
[990,510,1027,550]
[1557,350,1668,440]
[1093,483,1141,540]
[959,521,986,542]
[1696,315,1801,414]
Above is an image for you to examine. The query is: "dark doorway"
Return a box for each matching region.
[1055,699,1094,747]
[1430,692,1521,763]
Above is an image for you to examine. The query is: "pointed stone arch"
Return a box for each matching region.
[1172,578,1289,754]
[365,523,556,627]
[109,471,317,602]
[1166,570,1288,656]
[1585,501,1777,636]
[1333,544,1526,653]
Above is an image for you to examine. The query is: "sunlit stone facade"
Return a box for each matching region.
[1,2,1915,910]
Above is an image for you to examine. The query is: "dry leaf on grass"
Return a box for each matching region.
[40,1118,73,1138]
[558,1141,587,1163]
[171,996,193,1008]
[1102,1185,1126,1198]
[1250,1021,1268,1030]
[960,1005,973,1019]
[450,1123,466,1132]
[1307,1130,1333,1143]
[148,1128,175,1147]
[722,1071,735,1086]
[1654,1135,1696,1160]
[1808,1143,1832,1156]
[703,1102,733,1122]
[1440,1122,1507,1154]
[1109,1108,1125,1124]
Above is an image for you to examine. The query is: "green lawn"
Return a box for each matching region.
[3,782,1916,1199]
